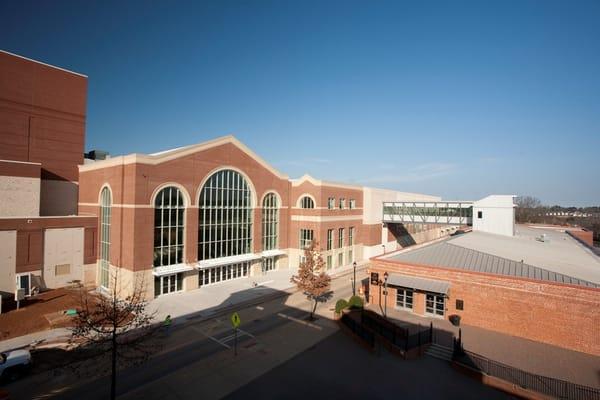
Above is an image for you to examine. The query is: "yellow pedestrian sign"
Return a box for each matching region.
[231,312,241,328]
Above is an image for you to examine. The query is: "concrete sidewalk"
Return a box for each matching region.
[380,305,600,389]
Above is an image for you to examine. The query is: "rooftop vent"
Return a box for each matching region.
[85,150,110,160]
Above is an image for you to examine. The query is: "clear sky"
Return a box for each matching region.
[1,0,599,206]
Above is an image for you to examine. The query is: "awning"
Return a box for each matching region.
[261,249,286,258]
[152,264,195,277]
[387,274,450,295]
[197,253,261,269]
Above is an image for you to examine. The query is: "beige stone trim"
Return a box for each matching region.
[78,135,289,180]
[291,215,363,222]
[290,174,363,190]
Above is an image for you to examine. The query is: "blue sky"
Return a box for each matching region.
[1,0,599,206]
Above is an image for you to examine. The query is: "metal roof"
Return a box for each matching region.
[387,274,450,295]
[387,242,599,288]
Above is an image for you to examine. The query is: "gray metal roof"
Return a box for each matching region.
[387,242,599,288]
[387,274,450,295]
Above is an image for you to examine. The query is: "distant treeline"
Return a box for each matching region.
[515,196,600,245]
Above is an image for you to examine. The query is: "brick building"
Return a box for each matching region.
[77,136,444,298]
[0,50,96,301]
[368,227,600,356]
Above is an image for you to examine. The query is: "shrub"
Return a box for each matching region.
[335,299,349,314]
[348,295,364,309]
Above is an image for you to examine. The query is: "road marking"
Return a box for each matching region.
[277,313,322,330]
[191,325,231,349]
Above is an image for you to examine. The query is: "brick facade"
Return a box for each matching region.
[368,259,600,356]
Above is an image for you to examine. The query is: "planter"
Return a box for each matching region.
[449,314,461,326]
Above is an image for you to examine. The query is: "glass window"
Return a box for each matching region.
[327,229,333,250]
[198,262,250,286]
[339,198,345,209]
[349,227,354,246]
[299,229,314,249]
[326,255,332,270]
[328,197,335,210]
[338,252,343,267]
[338,228,344,248]
[426,293,445,316]
[396,288,413,310]
[262,193,279,251]
[349,199,356,209]
[154,273,184,297]
[99,187,111,288]
[154,187,185,267]
[198,170,253,260]
[300,196,315,209]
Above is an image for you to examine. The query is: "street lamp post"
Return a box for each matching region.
[383,271,389,318]
[352,261,357,297]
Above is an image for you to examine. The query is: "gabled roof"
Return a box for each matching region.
[290,174,362,190]
[79,135,289,179]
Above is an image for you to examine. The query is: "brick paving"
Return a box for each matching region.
[379,305,600,389]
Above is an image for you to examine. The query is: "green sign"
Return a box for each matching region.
[231,312,241,328]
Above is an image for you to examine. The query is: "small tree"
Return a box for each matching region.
[291,241,332,320]
[70,270,158,400]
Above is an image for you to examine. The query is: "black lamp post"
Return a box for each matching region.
[352,261,357,297]
[383,271,389,318]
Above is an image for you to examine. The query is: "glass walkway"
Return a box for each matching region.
[382,201,473,225]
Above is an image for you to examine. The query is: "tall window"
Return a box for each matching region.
[262,193,279,250]
[349,227,354,246]
[299,228,313,249]
[338,228,344,248]
[99,187,111,288]
[154,186,185,267]
[300,196,315,209]
[198,169,253,260]
[327,229,333,250]
[339,198,346,209]
[349,199,356,209]
[327,197,335,209]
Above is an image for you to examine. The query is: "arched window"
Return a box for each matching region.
[99,187,111,288]
[262,193,279,250]
[300,196,315,209]
[198,169,253,260]
[154,186,185,267]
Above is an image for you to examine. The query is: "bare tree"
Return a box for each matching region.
[515,196,543,223]
[70,271,159,400]
[291,241,332,320]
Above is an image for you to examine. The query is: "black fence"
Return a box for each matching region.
[457,350,600,400]
[340,313,375,348]
[360,310,432,352]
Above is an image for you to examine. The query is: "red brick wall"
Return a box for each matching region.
[369,259,600,356]
[567,229,594,247]
[0,51,86,183]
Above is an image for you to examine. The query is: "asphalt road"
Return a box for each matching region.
[6,271,359,399]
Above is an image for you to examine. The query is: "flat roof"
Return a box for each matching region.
[385,225,600,287]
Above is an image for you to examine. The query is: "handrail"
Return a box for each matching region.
[456,350,600,400]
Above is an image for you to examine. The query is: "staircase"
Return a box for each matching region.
[425,343,454,361]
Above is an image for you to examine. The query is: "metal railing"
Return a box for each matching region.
[457,350,600,400]
[340,313,375,348]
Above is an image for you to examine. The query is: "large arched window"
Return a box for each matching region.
[99,187,111,288]
[198,169,253,260]
[154,186,185,267]
[300,196,315,209]
[262,193,279,250]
